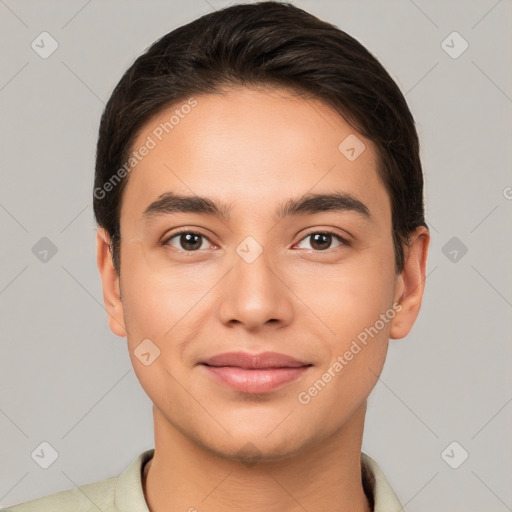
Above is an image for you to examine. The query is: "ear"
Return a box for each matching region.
[96,227,127,337]
[390,226,430,339]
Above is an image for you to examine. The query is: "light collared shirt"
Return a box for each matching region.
[2,449,403,511]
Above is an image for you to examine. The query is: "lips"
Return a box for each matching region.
[200,351,310,369]
[199,351,312,393]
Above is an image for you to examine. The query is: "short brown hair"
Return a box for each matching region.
[93,1,427,275]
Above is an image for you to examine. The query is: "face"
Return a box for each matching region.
[97,86,428,461]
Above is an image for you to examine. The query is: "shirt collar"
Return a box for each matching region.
[115,449,153,512]
[361,452,403,511]
[115,449,403,512]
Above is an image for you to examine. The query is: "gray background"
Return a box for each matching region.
[1,0,511,510]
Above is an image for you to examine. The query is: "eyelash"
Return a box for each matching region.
[162,229,349,253]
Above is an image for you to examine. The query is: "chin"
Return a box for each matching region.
[198,427,311,466]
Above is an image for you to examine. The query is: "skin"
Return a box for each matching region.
[96,85,429,512]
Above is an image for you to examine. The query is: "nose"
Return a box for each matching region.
[217,246,294,332]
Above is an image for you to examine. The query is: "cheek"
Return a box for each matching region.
[122,282,193,354]
[120,271,185,401]
[307,249,396,341]
[119,248,211,389]
[302,266,395,413]
[119,241,195,337]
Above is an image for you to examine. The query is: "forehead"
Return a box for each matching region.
[120,86,390,228]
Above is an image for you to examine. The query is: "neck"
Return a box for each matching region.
[142,404,372,512]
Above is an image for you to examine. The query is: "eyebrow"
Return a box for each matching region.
[141,191,371,224]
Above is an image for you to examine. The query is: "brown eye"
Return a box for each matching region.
[164,231,211,251]
[296,231,345,251]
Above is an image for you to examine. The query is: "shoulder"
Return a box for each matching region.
[1,476,117,512]
[1,449,154,512]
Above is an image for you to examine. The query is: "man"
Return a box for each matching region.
[3,1,429,511]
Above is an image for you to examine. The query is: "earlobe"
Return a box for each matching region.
[96,227,127,338]
[390,226,430,340]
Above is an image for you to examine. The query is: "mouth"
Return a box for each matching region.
[198,351,313,394]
